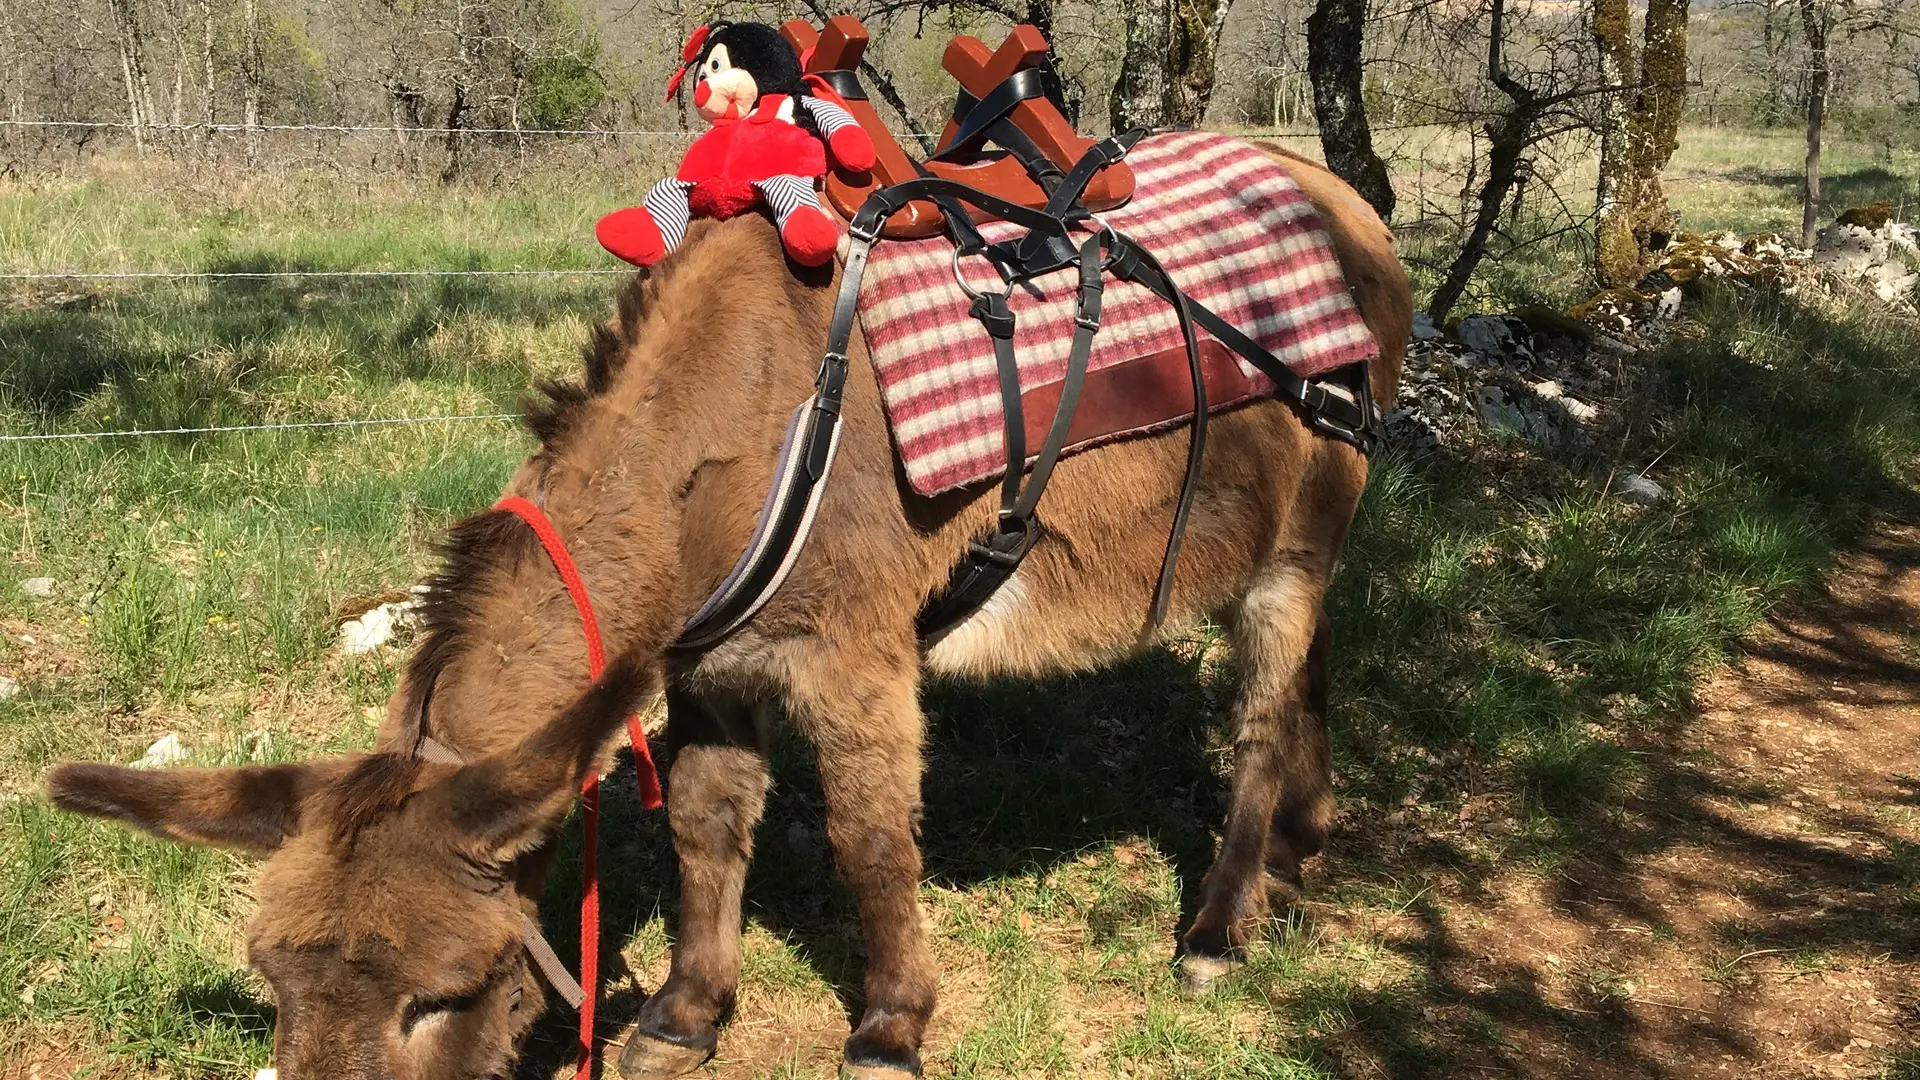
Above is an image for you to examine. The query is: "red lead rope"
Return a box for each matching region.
[493,495,664,1078]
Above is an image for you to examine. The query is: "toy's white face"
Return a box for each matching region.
[692,43,758,122]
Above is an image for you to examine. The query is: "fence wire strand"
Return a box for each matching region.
[1,268,628,280]
[0,414,521,443]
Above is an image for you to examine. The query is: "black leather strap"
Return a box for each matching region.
[1104,239,1380,454]
[917,230,1108,641]
[811,68,867,101]
[935,68,1050,161]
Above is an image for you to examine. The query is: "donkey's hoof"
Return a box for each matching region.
[616,1030,715,1079]
[841,1065,921,1080]
[1178,952,1242,996]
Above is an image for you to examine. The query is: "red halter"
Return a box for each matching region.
[493,494,663,1077]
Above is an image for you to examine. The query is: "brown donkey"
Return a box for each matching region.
[48,145,1408,1080]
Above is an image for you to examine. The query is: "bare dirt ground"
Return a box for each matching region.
[1367,523,1920,1079]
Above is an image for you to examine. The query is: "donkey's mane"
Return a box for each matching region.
[397,247,686,749]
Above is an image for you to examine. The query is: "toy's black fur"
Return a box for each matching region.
[695,22,819,136]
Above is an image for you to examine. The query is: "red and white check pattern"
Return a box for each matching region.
[857,131,1379,496]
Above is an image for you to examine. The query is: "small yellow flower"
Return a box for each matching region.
[78,616,90,625]
[207,615,224,625]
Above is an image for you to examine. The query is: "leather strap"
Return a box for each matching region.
[917,230,1107,640]
[810,68,866,101]
[412,735,588,1011]
[934,68,1050,161]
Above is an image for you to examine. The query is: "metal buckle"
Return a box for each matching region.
[848,218,883,245]
[1074,312,1101,333]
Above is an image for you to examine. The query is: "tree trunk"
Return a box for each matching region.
[1111,0,1172,130]
[1306,0,1395,220]
[1592,0,1692,287]
[201,0,216,126]
[1592,0,1636,285]
[242,0,262,163]
[1427,0,1533,322]
[1110,0,1235,130]
[107,0,153,151]
[1799,0,1830,248]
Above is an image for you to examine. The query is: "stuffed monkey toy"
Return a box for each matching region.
[596,21,877,268]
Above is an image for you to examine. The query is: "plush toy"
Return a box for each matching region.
[596,21,877,268]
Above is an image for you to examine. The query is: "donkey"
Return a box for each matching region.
[47,145,1408,1080]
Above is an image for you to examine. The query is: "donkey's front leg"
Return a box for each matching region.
[789,649,937,1079]
[620,687,769,1079]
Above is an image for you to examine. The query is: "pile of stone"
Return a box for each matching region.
[1385,206,1918,463]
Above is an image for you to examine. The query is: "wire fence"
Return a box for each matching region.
[0,414,522,443]
[2,269,627,281]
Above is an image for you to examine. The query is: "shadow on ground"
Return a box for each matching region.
[510,281,1920,1078]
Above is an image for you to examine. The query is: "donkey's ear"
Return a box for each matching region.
[432,653,659,864]
[46,760,341,852]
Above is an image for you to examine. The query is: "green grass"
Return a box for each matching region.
[3,133,1919,1077]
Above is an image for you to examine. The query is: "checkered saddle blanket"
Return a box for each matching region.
[856,131,1379,497]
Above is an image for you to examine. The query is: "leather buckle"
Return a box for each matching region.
[969,514,1038,568]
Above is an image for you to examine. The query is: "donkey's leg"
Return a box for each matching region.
[1180,567,1332,992]
[1268,609,1335,876]
[787,654,937,1079]
[619,687,769,1079]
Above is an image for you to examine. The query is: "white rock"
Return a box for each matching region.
[1410,312,1442,341]
[0,675,18,701]
[132,733,189,769]
[1529,380,1565,400]
[1655,286,1683,320]
[1589,334,1637,357]
[337,599,421,656]
[1560,397,1600,424]
[256,1070,279,1080]
[1614,472,1665,506]
[19,577,53,598]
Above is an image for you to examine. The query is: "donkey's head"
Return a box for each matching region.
[46,655,656,1080]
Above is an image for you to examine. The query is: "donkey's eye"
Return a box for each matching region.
[401,984,484,1036]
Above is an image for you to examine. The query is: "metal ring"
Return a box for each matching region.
[1085,214,1125,270]
[951,246,994,302]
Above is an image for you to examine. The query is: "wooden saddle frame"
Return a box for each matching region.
[778,17,1136,239]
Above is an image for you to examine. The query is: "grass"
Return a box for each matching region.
[2,127,1919,1077]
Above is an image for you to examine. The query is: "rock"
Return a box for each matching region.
[0,675,17,701]
[1456,315,1535,365]
[1589,333,1637,357]
[1655,286,1683,320]
[131,733,189,770]
[1530,380,1565,400]
[19,577,54,599]
[1473,386,1532,437]
[337,598,421,656]
[1613,472,1665,506]
[1410,312,1442,341]
[1559,397,1600,424]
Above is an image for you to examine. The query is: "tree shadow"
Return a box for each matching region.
[1721,163,1916,217]
[0,255,619,428]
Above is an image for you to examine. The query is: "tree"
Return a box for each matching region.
[1799,0,1836,247]
[1593,0,1693,287]
[1110,0,1235,130]
[1305,0,1393,219]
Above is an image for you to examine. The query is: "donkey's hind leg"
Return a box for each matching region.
[1179,567,1335,992]
[620,686,770,1079]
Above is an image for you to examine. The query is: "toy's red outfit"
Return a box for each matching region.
[597,86,873,268]
[678,94,828,220]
